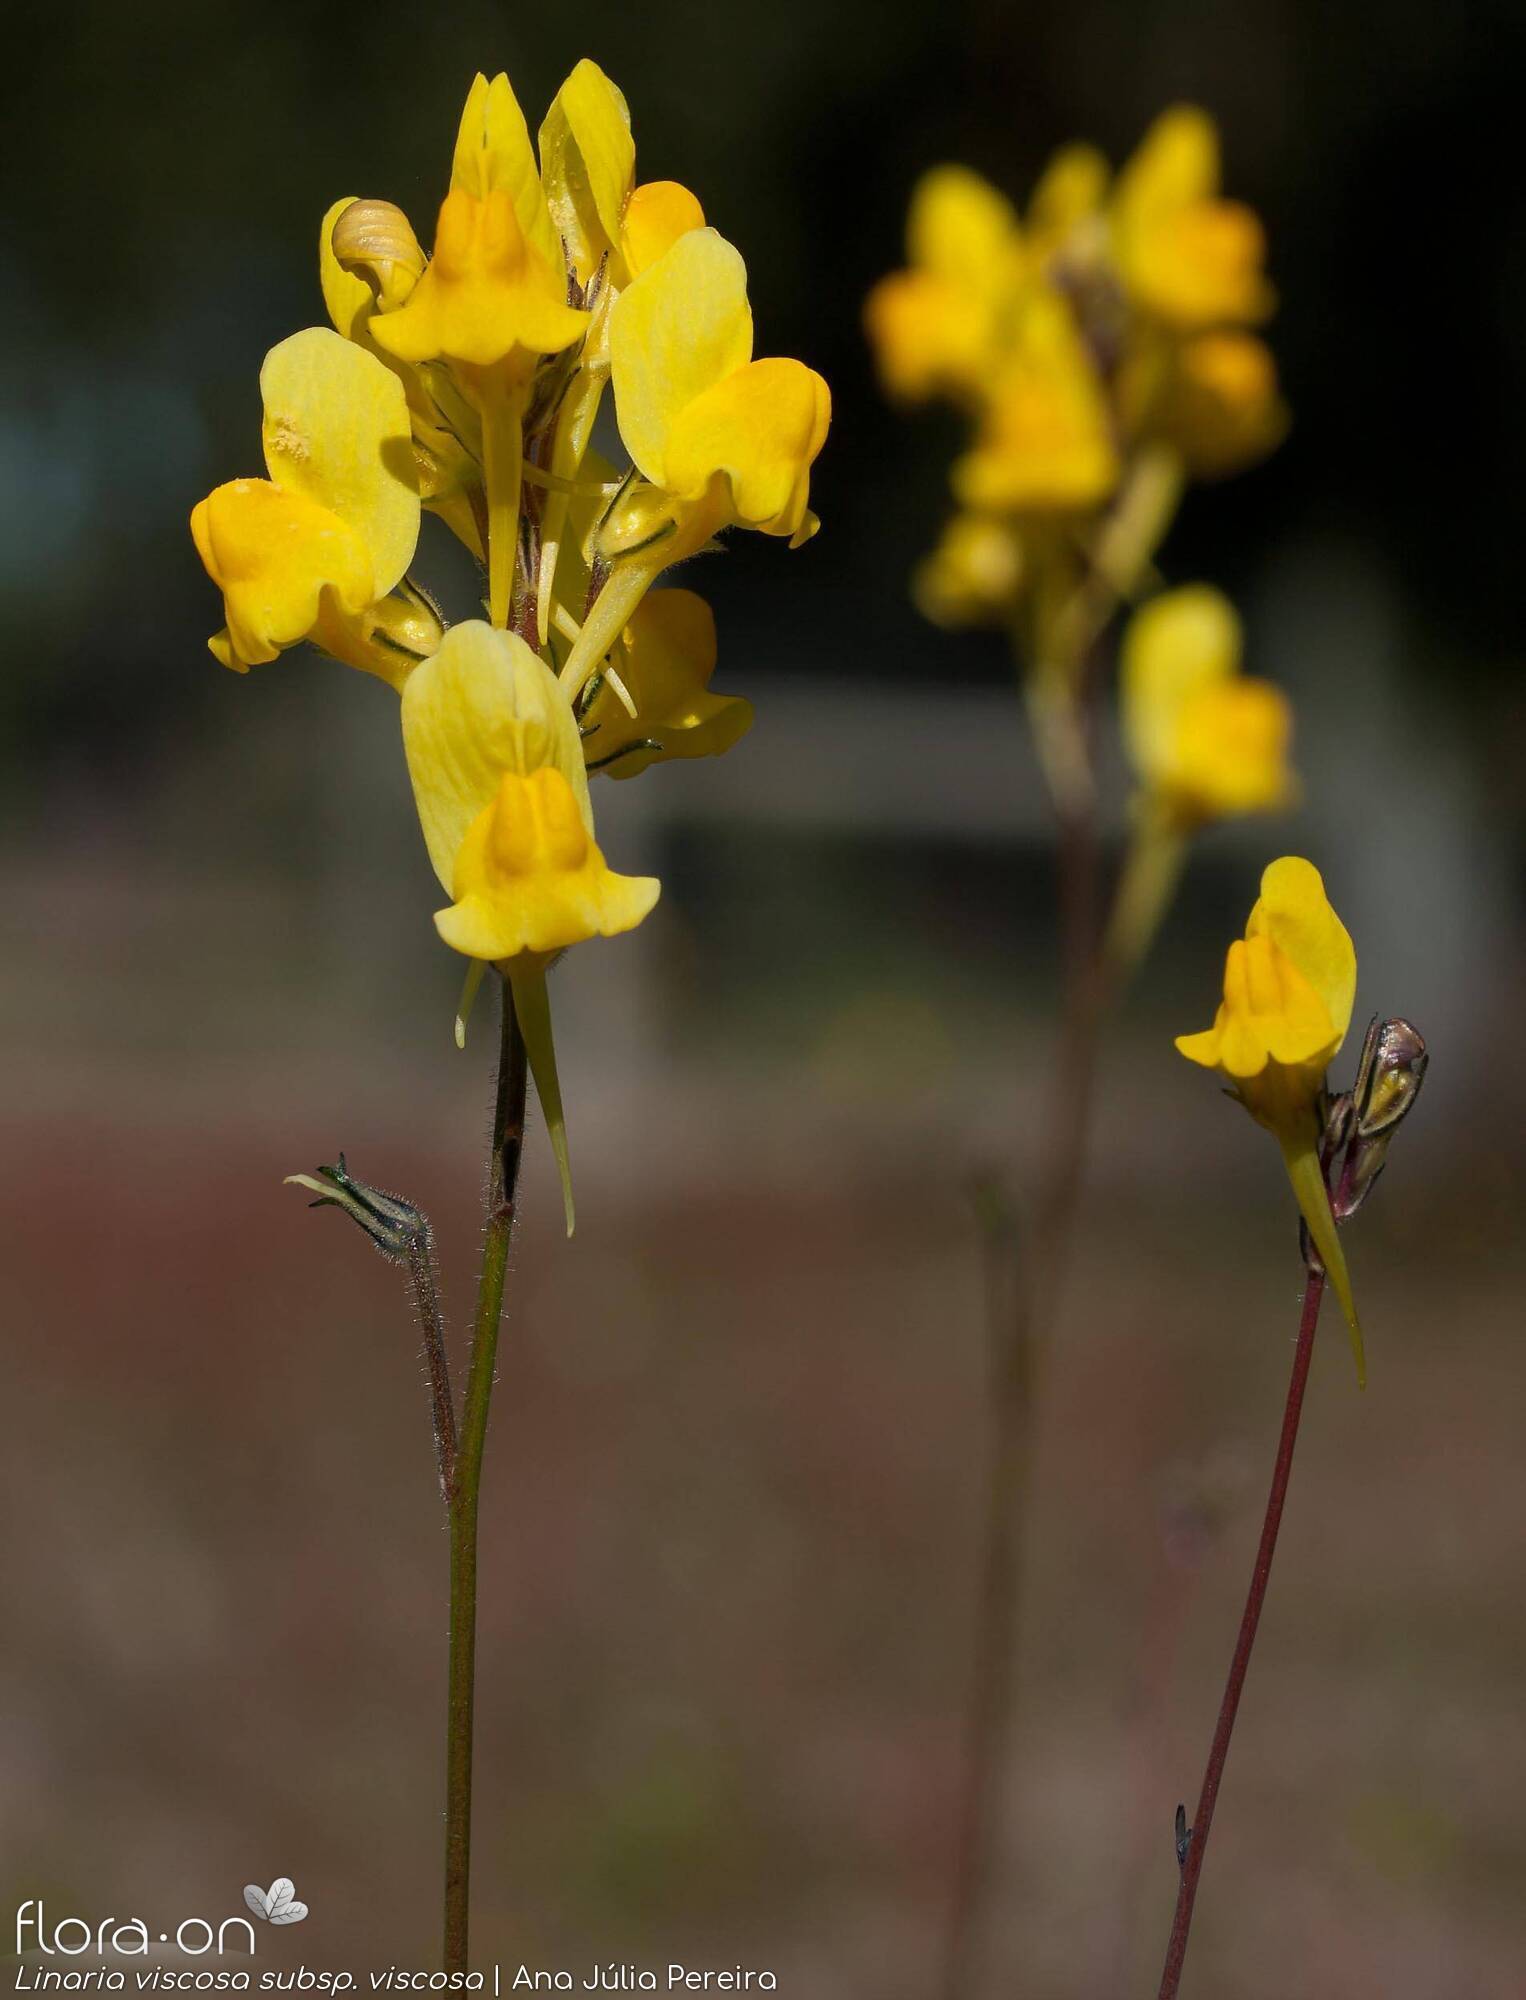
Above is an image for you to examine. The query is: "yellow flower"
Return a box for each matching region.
[579,589,752,778]
[1112,106,1273,329]
[1121,331,1287,478]
[316,196,486,567]
[620,181,707,278]
[538,58,636,289]
[952,288,1118,512]
[609,227,829,547]
[863,165,1024,404]
[529,60,706,647]
[189,327,430,684]
[1176,857,1364,1380]
[1026,143,1110,261]
[370,186,588,370]
[912,513,1025,627]
[439,766,658,959]
[402,620,659,1231]
[558,227,829,699]
[366,73,590,631]
[1121,585,1294,826]
[537,58,705,289]
[371,73,586,373]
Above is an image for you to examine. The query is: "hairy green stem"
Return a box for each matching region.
[444,978,528,1973]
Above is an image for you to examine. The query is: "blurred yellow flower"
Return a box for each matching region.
[1121,585,1294,826]
[863,165,1024,404]
[913,514,1025,627]
[868,100,1281,667]
[1176,857,1364,1379]
[190,328,432,683]
[1112,106,1273,329]
[953,290,1118,513]
[1122,331,1288,477]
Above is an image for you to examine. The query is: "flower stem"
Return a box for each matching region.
[1156,1267,1326,2000]
[443,977,528,1974]
[943,1185,1032,2000]
[406,1229,456,1501]
[942,752,1105,2000]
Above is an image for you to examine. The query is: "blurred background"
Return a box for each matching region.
[3,0,1524,1993]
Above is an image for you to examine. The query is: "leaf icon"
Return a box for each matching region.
[243,1878,308,1924]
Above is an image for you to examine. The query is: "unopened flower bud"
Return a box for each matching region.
[1351,1016,1428,1140]
[596,475,679,562]
[1333,1017,1428,1221]
[285,1154,426,1261]
[331,199,426,311]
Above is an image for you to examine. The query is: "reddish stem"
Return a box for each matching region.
[1156,1267,1326,1999]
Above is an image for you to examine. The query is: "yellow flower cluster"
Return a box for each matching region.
[866,105,1286,611]
[191,63,831,1227]
[869,109,1296,975]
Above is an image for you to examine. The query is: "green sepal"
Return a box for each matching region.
[1280,1135,1364,1387]
[509,960,575,1237]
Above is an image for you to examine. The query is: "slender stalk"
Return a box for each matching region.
[1156,1268,1326,1999]
[443,979,529,1974]
[941,720,1106,2000]
[943,1187,1031,2000]
[406,1229,457,1501]
[944,460,1180,1988]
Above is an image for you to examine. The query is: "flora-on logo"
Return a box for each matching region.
[243,1879,308,1926]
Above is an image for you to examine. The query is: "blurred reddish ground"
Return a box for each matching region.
[4,996,1521,1996]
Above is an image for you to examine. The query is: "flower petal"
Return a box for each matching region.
[907,165,1021,292]
[584,589,753,778]
[451,71,561,275]
[1246,857,1356,1053]
[190,479,371,670]
[1121,583,1242,783]
[539,59,634,283]
[401,620,591,892]
[610,227,754,486]
[435,767,659,960]
[319,195,372,341]
[662,357,831,537]
[259,328,418,597]
[620,180,706,278]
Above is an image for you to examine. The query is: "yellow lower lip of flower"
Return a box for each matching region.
[1162,678,1294,823]
[1177,932,1338,1081]
[1128,201,1274,327]
[190,479,373,669]
[435,766,659,962]
[371,190,589,370]
[662,357,832,541]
